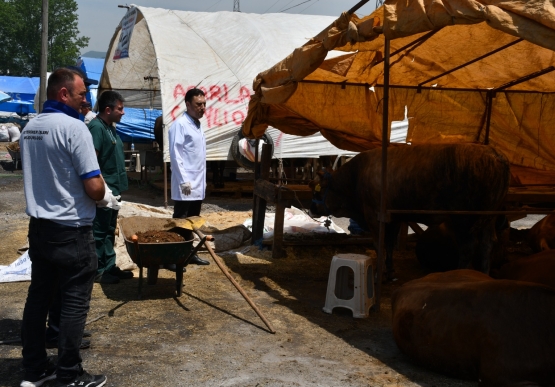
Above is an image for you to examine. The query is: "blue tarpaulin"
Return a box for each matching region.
[0,76,39,115]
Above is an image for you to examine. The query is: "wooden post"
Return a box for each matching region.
[375,36,391,311]
[251,144,272,243]
[272,201,287,258]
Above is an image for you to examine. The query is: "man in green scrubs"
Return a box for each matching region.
[88,90,132,284]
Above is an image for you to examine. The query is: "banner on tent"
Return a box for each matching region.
[170,83,251,128]
[113,7,138,60]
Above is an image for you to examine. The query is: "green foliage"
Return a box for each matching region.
[0,0,89,76]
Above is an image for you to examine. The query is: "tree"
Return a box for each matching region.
[0,0,89,76]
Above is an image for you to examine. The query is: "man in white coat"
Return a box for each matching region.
[168,88,210,267]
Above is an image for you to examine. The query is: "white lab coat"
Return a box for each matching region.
[169,112,206,201]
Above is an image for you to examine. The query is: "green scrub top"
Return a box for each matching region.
[88,117,128,196]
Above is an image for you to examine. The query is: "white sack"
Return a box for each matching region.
[0,251,32,283]
[244,206,345,240]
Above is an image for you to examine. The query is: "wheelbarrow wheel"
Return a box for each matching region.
[147,265,159,285]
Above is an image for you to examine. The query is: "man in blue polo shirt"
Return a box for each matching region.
[20,68,112,387]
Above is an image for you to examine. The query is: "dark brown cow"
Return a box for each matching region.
[528,213,555,253]
[309,144,510,277]
[392,270,555,386]
[496,249,555,289]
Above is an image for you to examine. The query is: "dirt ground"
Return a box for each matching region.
[0,149,527,387]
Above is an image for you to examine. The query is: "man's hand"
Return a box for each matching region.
[180,182,192,196]
[96,183,114,208]
[111,195,122,211]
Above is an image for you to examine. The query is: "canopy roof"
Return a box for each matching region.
[98,5,361,160]
[0,76,39,115]
[243,0,555,183]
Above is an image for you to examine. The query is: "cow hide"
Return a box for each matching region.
[392,270,555,386]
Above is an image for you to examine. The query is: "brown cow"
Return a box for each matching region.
[309,143,510,278]
[392,270,555,386]
[528,213,555,253]
[496,249,555,289]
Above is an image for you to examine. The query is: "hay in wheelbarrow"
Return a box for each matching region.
[119,216,201,298]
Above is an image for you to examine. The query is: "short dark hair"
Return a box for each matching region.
[47,68,82,100]
[98,90,125,112]
[185,88,205,103]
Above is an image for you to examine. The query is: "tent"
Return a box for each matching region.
[0,76,39,116]
[78,56,162,143]
[97,6,396,161]
[243,0,555,184]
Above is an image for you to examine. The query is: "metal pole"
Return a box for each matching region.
[375,36,390,311]
[38,0,48,113]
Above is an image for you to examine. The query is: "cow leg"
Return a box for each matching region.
[451,221,476,271]
[471,219,497,274]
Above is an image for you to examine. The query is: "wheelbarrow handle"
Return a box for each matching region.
[184,235,207,266]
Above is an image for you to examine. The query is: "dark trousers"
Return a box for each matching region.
[47,207,118,339]
[22,218,97,382]
[173,200,202,219]
[93,207,119,276]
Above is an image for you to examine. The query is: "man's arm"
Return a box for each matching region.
[83,175,105,201]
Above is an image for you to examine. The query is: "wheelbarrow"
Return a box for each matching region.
[118,216,207,299]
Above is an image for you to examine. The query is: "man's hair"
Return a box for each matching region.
[98,90,125,112]
[185,88,205,103]
[46,68,82,100]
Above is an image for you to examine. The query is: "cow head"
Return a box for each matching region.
[308,169,332,218]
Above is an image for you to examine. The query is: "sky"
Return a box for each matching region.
[76,0,378,53]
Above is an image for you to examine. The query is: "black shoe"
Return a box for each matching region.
[56,370,106,387]
[188,255,210,265]
[46,338,90,350]
[94,272,120,284]
[21,359,56,387]
[83,329,92,338]
[108,266,134,280]
[162,264,186,272]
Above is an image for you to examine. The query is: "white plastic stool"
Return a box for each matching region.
[323,253,375,318]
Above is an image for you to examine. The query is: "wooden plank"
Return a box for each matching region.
[263,237,374,246]
[254,179,278,203]
[506,185,555,203]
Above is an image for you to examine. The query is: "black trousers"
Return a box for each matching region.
[172,200,202,219]
[22,217,96,382]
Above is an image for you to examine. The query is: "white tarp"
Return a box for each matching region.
[99,6,406,161]
[243,206,345,240]
[0,251,31,283]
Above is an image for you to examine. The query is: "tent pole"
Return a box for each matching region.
[484,91,493,145]
[348,0,371,14]
[375,36,390,311]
